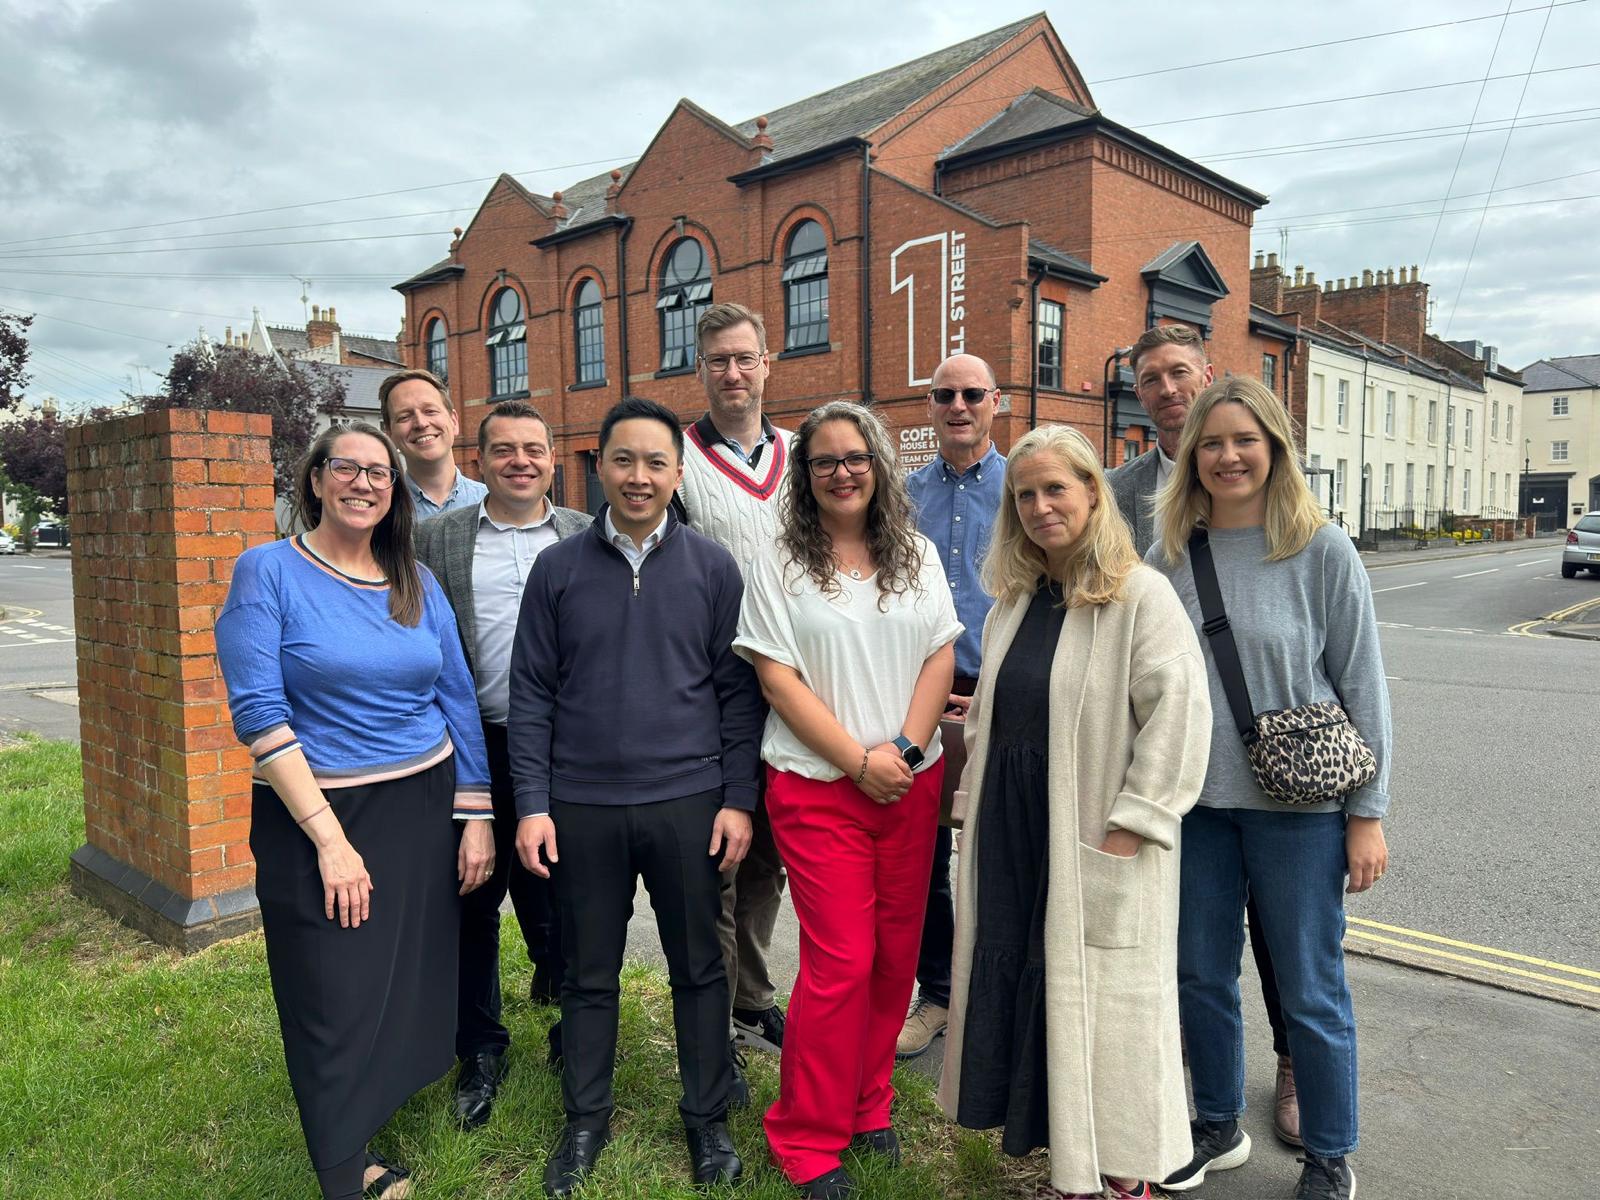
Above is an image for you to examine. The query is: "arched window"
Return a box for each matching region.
[573,278,605,385]
[657,238,712,372]
[486,287,527,397]
[425,317,448,382]
[782,220,828,351]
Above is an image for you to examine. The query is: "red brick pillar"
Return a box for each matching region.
[65,408,277,951]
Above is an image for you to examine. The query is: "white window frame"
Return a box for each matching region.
[1462,468,1471,510]
[1552,440,1570,462]
[1382,463,1393,506]
[1336,379,1349,428]
[1335,458,1348,506]
[1427,399,1438,443]
[1384,390,1395,436]
[1405,462,1415,507]
[1425,464,1435,507]
[1553,395,1570,417]
[1464,408,1473,450]
[1491,401,1499,438]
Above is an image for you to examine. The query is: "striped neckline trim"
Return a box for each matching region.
[291,535,389,590]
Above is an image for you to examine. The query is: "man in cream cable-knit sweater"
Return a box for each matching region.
[673,303,795,1103]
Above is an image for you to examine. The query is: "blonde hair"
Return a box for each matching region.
[983,424,1138,608]
[1154,377,1325,565]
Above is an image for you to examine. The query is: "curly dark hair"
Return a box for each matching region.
[778,401,924,611]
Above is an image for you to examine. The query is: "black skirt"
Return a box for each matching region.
[251,757,460,1169]
[956,579,1064,1157]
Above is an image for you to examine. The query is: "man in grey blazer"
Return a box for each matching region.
[416,398,592,1131]
[1107,324,1212,555]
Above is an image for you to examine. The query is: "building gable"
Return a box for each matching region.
[1142,241,1229,336]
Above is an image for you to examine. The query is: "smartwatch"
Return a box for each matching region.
[892,735,925,770]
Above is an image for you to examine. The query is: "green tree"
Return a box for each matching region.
[141,339,346,494]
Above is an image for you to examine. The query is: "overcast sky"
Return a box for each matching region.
[3,0,1596,411]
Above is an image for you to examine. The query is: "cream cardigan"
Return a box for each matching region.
[938,565,1212,1193]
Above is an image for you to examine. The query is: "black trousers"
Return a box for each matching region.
[1247,890,1290,1057]
[552,790,731,1132]
[913,674,976,1008]
[456,721,565,1060]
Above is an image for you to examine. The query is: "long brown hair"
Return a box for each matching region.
[293,422,424,626]
[778,401,923,610]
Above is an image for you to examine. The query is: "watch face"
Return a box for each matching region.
[903,745,925,770]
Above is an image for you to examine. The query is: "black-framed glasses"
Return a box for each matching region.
[322,457,399,489]
[930,386,993,405]
[808,452,875,478]
[700,351,765,373]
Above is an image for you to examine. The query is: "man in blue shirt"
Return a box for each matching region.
[898,352,1006,1060]
[379,368,489,518]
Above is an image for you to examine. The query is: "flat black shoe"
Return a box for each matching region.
[686,1121,743,1186]
[546,1021,563,1073]
[848,1127,901,1166]
[798,1166,856,1199]
[452,1048,508,1130]
[727,1039,750,1110]
[543,1124,610,1198]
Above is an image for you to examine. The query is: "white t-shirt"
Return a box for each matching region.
[734,535,963,781]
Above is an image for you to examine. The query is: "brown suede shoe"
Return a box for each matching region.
[1274,1054,1303,1147]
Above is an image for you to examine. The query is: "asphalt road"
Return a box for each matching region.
[0,553,79,743]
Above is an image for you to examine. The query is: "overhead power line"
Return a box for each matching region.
[1085,0,1590,83]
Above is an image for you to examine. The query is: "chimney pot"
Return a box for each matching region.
[1293,265,1304,286]
[1362,269,1374,287]
[1410,264,1420,282]
[1305,271,1316,286]
[311,305,320,321]
[1267,251,1279,269]
[1254,251,1264,269]
[328,306,336,324]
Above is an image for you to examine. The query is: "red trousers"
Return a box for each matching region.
[763,763,943,1184]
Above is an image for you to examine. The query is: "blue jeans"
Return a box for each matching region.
[1178,806,1358,1158]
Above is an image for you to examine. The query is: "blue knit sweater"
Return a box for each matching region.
[216,537,491,819]
[508,509,763,818]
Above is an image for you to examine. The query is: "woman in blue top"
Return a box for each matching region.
[216,423,493,1200]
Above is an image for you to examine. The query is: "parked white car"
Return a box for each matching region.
[0,531,15,554]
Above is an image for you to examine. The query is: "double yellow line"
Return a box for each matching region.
[1347,917,1600,1004]
[1508,594,1600,638]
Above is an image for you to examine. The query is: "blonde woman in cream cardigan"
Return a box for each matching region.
[938,424,1211,1200]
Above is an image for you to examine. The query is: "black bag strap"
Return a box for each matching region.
[1188,529,1258,743]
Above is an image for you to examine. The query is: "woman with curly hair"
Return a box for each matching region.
[735,401,961,1199]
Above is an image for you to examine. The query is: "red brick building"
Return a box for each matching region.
[395,14,1293,506]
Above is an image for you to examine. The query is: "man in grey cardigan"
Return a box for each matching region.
[416,399,592,1132]
[1106,324,1212,557]
[1107,325,1303,1150]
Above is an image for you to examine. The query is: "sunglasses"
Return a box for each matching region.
[930,386,993,405]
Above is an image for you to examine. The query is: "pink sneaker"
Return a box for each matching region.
[1033,1184,1103,1199]
[1106,1180,1152,1199]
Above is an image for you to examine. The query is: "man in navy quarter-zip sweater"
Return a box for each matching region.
[510,396,762,1198]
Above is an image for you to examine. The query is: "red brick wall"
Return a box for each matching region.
[66,409,275,905]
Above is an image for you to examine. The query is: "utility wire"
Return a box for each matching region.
[1085,1,1590,82]
[1421,0,1517,279]
[1445,0,1560,335]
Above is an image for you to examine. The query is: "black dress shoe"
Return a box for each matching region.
[798,1166,856,1199]
[529,965,561,1006]
[848,1127,901,1165]
[452,1048,508,1130]
[727,1039,750,1110]
[543,1124,610,1198]
[685,1121,742,1185]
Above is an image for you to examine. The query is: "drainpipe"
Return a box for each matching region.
[615,217,634,388]
[859,143,873,405]
[1102,347,1128,468]
[1028,272,1041,431]
[1357,355,1370,539]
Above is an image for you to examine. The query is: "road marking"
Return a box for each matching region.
[4,563,45,570]
[1509,593,1600,638]
[1372,581,1427,594]
[1347,917,1600,998]
[1453,568,1499,579]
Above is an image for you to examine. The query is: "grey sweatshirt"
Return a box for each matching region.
[1145,523,1392,818]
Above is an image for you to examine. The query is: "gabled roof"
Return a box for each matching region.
[730,15,1042,162]
[396,255,466,292]
[946,88,1096,157]
[1522,355,1600,391]
[266,325,400,364]
[1142,241,1228,298]
[1028,239,1105,287]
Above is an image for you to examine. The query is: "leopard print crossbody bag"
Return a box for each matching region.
[1188,530,1376,806]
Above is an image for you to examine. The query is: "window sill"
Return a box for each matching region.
[778,343,831,361]
[486,390,531,403]
[654,366,695,379]
[568,379,609,392]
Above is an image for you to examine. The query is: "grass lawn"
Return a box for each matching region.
[0,737,1032,1199]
